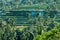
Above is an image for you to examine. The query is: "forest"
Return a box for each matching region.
[0,0,60,40]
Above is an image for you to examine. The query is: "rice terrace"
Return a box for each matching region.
[0,0,60,40]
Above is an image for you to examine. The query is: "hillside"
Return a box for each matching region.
[0,0,60,11]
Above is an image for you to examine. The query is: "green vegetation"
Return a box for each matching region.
[0,0,60,40]
[1,0,60,11]
[34,27,60,40]
[0,11,60,40]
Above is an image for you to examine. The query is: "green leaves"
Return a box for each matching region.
[33,27,60,40]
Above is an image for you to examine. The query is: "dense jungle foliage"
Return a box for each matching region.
[0,11,60,40]
[0,0,60,40]
[0,0,60,11]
